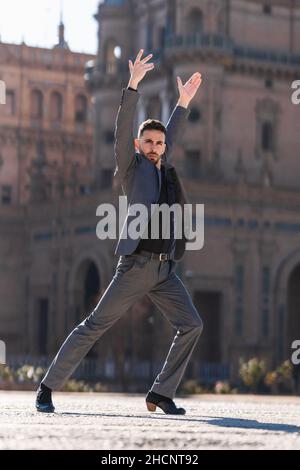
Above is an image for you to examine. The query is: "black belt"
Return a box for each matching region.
[134,250,172,261]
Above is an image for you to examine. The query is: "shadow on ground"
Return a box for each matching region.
[59,412,300,434]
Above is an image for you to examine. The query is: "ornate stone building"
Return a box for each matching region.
[1,0,300,385]
[87,0,300,376]
[0,21,96,357]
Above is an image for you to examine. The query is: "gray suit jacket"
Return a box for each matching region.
[114,88,190,261]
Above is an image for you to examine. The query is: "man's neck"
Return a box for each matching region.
[156,159,162,170]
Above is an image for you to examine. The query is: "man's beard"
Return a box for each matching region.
[147,153,160,164]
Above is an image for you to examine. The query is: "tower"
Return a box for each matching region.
[54,2,69,50]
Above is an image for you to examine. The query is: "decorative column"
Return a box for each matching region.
[136,95,148,132]
[258,240,277,346]
[159,89,171,125]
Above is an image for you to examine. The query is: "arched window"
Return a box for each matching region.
[105,39,121,74]
[186,8,203,35]
[31,89,43,119]
[146,21,154,50]
[5,90,15,116]
[255,98,279,159]
[146,96,162,120]
[50,91,63,121]
[158,26,166,48]
[186,149,201,178]
[74,94,87,123]
[262,121,273,151]
[188,107,202,123]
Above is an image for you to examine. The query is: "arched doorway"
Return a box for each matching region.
[84,263,101,313]
[287,264,300,357]
[193,291,222,362]
[73,259,101,359]
[274,250,300,364]
[73,259,101,324]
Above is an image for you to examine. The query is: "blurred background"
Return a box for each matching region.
[0,0,300,395]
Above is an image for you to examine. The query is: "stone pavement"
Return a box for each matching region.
[0,391,300,450]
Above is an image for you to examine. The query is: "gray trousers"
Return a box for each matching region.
[43,253,203,399]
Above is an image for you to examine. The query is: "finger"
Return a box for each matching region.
[190,72,201,78]
[141,53,153,64]
[177,76,183,88]
[129,60,133,72]
[189,72,202,83]
[144,66,155,73]
[143,63,155,70]
[193,75,202,84]
[135,49,144,63]
[187,72,200,80]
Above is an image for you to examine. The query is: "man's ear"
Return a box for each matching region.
[134,138,140,152]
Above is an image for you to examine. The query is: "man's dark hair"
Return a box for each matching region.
[138,119,166,139]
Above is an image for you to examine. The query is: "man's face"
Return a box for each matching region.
[135,130,166,165]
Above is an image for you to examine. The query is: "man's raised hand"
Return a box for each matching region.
[177,72,202,108]
[128,49,154,89]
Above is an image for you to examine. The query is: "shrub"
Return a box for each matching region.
[264,371,277,386]
[93,382,109,393]
[15,365,47,383]
[239,357,267,393]
[0,365,16,383]
[61,380,109,393]
[62,379,92,392]
[214,380,231,394]
[181,379,206,394]
[265,360,294,394]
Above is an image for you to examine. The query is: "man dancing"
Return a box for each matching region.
[36,49,203,415]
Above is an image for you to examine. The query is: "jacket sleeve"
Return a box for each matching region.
[165,105,190,159]
[114,88,140,179]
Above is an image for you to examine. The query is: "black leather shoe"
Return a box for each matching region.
[145,390,186,415]
[35,401,55,413]
[36,383,55,413]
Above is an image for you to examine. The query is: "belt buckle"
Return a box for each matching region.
[159,253,168,261]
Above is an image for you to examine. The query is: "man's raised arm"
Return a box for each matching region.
[114,49,154,179]
[165,72,202,156]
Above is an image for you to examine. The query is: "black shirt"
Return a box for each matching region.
[135,164,176,254]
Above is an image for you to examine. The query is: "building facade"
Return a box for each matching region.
[1,0,300,385]
[0,22,97,357]
[86,0,300,374]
